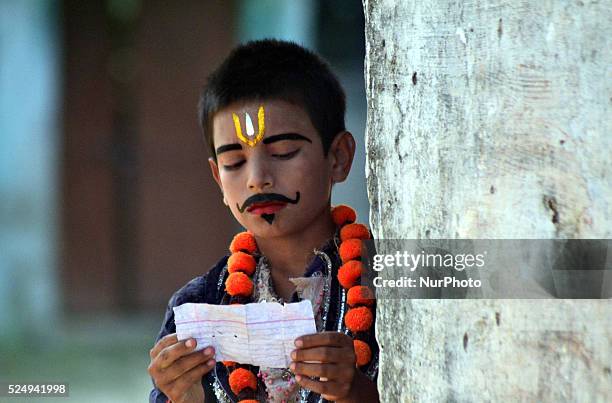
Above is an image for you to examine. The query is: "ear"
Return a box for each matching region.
[208,157,228,205]
[328,131,356,184]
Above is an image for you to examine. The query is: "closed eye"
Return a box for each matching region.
[223,160,245,171]
[272,149,300,160]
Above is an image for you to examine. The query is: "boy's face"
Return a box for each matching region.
[209,99,354,239]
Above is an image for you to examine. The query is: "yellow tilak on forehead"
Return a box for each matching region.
[232,106,265,147]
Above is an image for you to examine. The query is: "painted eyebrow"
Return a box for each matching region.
[216,143,242,155]
[262,133,313,145]
[215,133,312,155]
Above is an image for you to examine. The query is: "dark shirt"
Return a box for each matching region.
[149,243,379,403]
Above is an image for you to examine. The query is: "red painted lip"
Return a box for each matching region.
[247,202,287,215]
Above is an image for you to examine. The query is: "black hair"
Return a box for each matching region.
[198,39,346,160]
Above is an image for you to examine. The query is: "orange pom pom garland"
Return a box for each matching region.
[228,367,257,395]
[229,231,258,254]
[338,260,364,289]
[225,272,253,297]
[332,205,376,369]
[228,251,256,275]
[224,231,260,399]
[339,238,364,263]
[347,285,375,307]
[344,306,374,332]
[354,339,372,366]
[331,204,356,226]
[220,207,375,400]
[340,223,370,241]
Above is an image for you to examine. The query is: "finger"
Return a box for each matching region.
[150,333,179,358]
[290,362,349,381]
[167,359,216,399]
[291,346,350,364]
[295,331,351,349]
[295,375,348,399]
[156,348,215,385]
[156,339,209,371]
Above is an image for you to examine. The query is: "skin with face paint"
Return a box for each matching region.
[209,99,355,271]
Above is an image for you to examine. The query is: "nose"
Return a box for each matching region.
[246,156,273,192]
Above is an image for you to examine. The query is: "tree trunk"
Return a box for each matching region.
[363,0,611,401]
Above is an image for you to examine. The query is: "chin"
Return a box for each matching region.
[238,214,302,239]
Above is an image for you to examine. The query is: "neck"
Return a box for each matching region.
[254,207,336,278]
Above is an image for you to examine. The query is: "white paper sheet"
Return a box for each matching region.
[173,300,316,368]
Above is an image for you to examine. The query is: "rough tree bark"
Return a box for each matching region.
[363,1,611,402]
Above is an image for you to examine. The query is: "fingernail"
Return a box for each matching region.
[295,375,302,381]
[289,363,296,371]
[291,350,297,360]
[294,339,303,347]
[186,339,195,348]
[207,359,215,366]
[204,347,213,355]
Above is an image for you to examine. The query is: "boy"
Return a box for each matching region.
[148,39,379,403]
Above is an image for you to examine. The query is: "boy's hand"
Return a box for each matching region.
[148,333,216,403]
[290,331,358,402]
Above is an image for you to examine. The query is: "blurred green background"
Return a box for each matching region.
[0,0,366,401]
